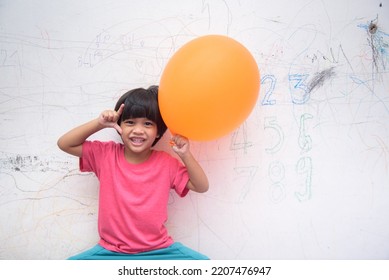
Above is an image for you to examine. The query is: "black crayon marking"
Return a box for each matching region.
[366,18,388,73]
[308,67,336,93]
[0,153,73,173]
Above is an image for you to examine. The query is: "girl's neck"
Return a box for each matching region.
[123,148,153,164]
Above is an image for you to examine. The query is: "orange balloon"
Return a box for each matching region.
[159,35,260,141]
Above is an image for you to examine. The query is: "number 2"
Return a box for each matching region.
[261,74,277,105]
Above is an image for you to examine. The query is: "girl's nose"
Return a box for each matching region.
[132,124,144,133]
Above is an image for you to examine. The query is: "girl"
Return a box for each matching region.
[57,86,209,259]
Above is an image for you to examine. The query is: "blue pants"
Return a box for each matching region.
[68,242,209,260]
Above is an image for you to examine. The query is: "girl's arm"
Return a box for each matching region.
[57,104,124,157]
[171,135,209,193]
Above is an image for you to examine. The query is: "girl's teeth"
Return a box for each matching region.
[131,138,143,143]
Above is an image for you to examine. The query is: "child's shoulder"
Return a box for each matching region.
[152,149,171,159]
[87,140,121,145]
[86,140,123,152]
[152,149,179,162]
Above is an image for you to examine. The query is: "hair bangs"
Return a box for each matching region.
[121,91,158,123]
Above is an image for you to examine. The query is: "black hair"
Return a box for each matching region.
[114,85,167,146]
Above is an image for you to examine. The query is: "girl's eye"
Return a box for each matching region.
[123,119,154,127]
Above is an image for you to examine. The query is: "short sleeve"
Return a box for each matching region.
[171,157,190,198]
[79,141,107,176]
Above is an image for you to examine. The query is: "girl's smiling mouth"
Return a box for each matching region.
[130,137,146,145]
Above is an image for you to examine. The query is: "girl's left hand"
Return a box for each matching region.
[170,134,189,156]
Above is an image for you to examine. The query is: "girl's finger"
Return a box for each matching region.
[113,123,122,134]
[117,104,125,115]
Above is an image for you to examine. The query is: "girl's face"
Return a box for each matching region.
[120,117,159,162]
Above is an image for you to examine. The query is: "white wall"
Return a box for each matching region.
[1,0,388,259]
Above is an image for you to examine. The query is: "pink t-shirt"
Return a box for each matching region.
[80,141,190,254]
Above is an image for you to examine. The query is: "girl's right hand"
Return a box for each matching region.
[99,104,124,134]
